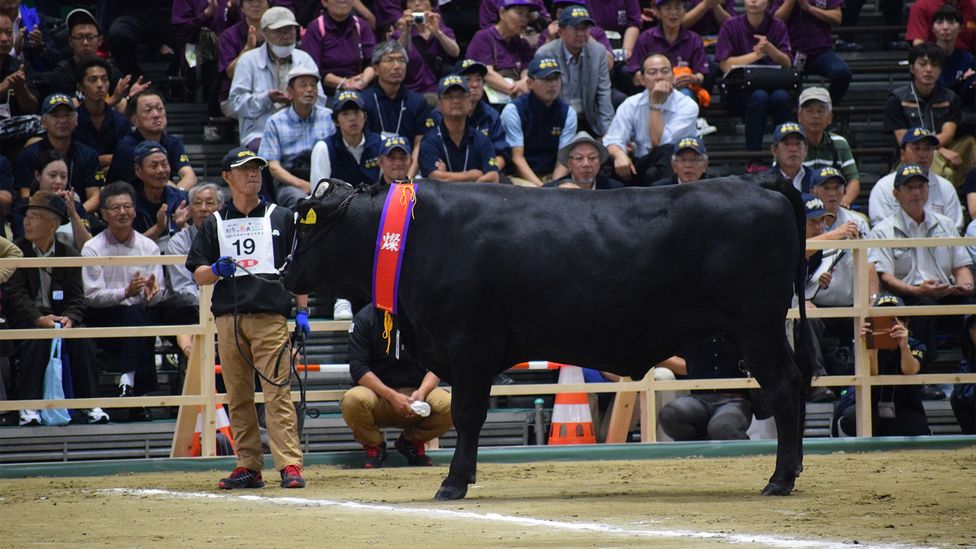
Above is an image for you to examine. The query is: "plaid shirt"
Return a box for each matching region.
[259,105,336,170]
[81,229,165,308]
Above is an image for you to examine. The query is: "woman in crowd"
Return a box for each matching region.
[715,0,793,172]
[467,0,539,100]
[300,0,377,93]
[629,0,708,98]
[31,151,91,250]
[391,0,460,95]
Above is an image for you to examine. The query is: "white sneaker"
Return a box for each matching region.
[19,409,41,426]
[86,407,110,424]
[333,298,353,320]
[696,117,717,136]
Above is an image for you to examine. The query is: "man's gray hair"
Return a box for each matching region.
[188,182,224,205]
[372,40,408,66]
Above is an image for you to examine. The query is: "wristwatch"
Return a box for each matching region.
[296,306,310,315]
[648,103,663,111]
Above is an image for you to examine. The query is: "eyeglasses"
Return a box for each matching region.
[104,203,135,213]
[190,200,220,207]
[380,56,408,65]
[71,34,100,42]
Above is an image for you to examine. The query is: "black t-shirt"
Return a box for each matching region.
[962,168,976,197]
[872,338,927,416]
[185,200,296,317]
[348,305,428,388]
[47,57,123,99]
[883,83,962,138]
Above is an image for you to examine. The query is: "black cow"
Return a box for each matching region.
[284,174,812,500]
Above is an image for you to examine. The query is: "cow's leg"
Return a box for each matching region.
[435,375,491,501]
[738,330,804,496]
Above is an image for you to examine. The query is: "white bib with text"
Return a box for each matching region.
[214,204,277,276]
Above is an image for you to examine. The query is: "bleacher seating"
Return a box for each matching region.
[4,0,971,463]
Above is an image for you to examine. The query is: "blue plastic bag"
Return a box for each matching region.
[40,336,72,426]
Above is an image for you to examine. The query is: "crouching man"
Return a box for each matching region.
[341,304,453,468]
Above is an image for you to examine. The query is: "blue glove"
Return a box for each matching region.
[296,310,310,337]
[211,256,236,278]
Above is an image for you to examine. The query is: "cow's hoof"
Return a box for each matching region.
[434,479,468,501]
[760,481,794,496]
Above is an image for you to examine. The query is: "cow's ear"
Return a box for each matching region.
[313,180,332,198]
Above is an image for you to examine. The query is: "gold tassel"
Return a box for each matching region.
[382,310,393,355]
[399,183,417,219]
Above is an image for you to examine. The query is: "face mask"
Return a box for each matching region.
[269,43,295,58]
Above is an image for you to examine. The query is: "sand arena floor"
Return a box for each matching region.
[1,447,973,548]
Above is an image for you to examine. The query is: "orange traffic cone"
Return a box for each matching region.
[191,402,235,456]
[548,365,596,445]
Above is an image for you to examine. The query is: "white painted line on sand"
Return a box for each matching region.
[101,488,926,549]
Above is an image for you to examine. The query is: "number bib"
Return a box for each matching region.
[214,204,277,276]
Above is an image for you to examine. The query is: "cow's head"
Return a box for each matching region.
[283,179,376,298]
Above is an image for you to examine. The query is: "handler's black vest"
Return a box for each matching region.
[327,130,382,186]
[513,92,568,175]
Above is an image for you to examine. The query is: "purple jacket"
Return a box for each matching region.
[628,26,708,75]
[217,19,258,101]
[171,0,239,42]
[715,14,792,66]
[769,0,842,56]
[467,26,535,74]
[685,0,737,36]
[300,13,376,78]
[584,0,640,33]
[393,23,459,94]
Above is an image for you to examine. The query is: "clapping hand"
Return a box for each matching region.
[143,273,159,301]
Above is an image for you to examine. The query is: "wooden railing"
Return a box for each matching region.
[2,237,975,456]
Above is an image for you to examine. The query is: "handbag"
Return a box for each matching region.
[39,334,72,426]
[720,65,801,95]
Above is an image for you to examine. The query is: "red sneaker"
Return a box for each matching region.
[394,434,433,466]
[279,464,305,488]
[218,467,264,489]
[363,442,388,469]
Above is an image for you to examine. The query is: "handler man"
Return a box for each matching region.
[342,304,453,468]
[187,147,310,490]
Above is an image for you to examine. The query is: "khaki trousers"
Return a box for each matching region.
[340,386,453,447]
[215,313,302,471]
[932,136,976,188]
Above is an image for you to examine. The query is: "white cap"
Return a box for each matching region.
[798,87,831,108]
[287,66,320,85]
[261,7,299,30]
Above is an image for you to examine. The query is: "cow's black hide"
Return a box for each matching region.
[285,174,812,500]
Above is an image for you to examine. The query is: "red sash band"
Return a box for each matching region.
[372,183,415,315]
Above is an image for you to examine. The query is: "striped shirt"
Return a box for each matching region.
[81,229,166,308]
[803,132,860,183]
[259,105,337,171]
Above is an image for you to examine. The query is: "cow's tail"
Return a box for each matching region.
[760,174,814,390]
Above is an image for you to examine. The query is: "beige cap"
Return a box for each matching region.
[261,7,299,30]
[798,86,831,108]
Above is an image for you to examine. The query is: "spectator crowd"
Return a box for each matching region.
[0,0,974,448]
